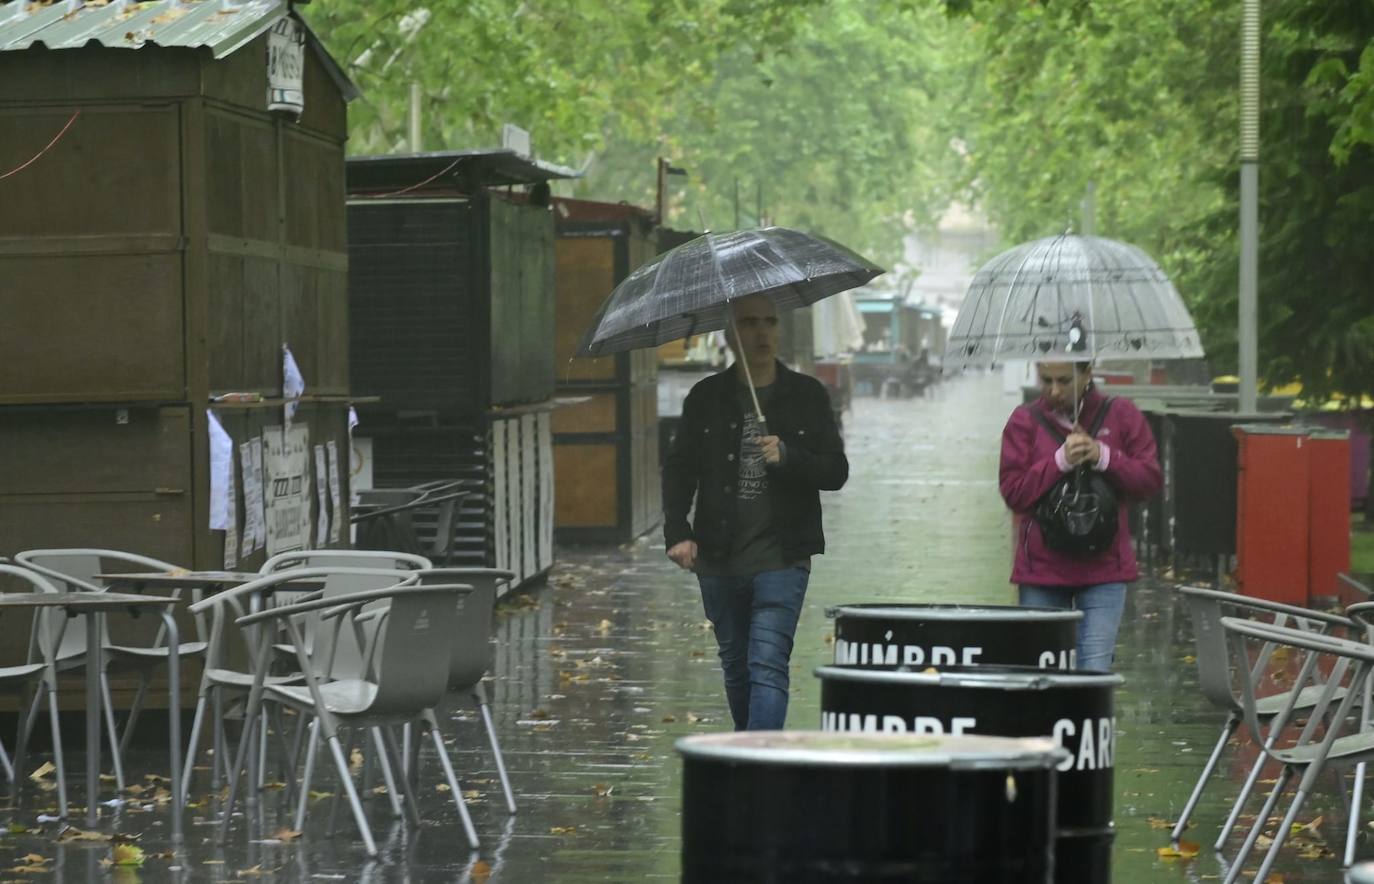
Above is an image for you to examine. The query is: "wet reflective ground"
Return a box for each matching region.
[1,372,1361,881]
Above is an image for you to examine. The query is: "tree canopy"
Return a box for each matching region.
[308,0,1374,400]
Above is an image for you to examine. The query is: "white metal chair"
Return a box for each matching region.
[1218,616,1374,884]
[416,567,518,814]
[14,548,208,789]
[0,563,68,817]
[1174,585,1357,848]
[228,582,480,856]
[179,566,420,803]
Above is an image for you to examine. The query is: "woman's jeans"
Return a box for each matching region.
[1019,582,1127,672]
[698,567,810,730]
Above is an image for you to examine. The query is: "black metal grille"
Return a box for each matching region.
[347,201,483,417]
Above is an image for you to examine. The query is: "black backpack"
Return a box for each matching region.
[1031,399,1118,558]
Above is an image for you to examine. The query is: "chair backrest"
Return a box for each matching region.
[15,548,183,660]
[420,492,467,566]
[417,568,515,690]
[260,550,432,574]
[369,584,468,717]
[0,563,63,666]
[1178,585,1355,714]
[261,552,432,677]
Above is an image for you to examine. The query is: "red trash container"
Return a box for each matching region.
[1234,426,1311,605]
[1307,429,1352,601]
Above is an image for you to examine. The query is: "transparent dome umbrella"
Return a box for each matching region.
[944,233,1205,372]
[578,226,883,421]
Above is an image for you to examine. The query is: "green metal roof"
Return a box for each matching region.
[0,0,358,99]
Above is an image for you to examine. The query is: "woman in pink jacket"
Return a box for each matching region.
[999,362,1163,671]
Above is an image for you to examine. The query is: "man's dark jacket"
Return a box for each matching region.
[662,362,848,563]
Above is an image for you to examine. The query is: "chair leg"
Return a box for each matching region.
[378,727,422,828]
[255,709,269,794]
[271,707,297,806]
[21,688,42,749]
[1172,715,1236,843]
[45,683,68,819]
[1346,761,1367,867]
[295,720,319,833]
[369,728,404,819]
[212,690,227,791]
[1215,730,1279,850]
[0,722,13,784]
[426,717,479,850]
[1224,766,1293,884]
[325,734,378,857]
[477,689,517,814]
[99,670,126,791]
[181,695,209,805]
[118,671,151,756]
[1254,785,1315,883]
[10,686,29,811]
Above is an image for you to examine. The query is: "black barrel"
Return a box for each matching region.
[678,731,1067,883]
[817,665,1123,884]
[827,603,1083,670]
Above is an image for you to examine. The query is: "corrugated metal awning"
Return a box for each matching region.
[346,149,582,197]
[0,0,358,100]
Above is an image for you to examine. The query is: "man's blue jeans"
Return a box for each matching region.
[698,567,810,731]
[1018,582,1127,672]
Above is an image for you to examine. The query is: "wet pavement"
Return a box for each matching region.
[1,371,1361,881]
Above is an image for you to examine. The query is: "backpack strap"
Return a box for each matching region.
[1029,396,1115,444]
[1086,397,1115,436]
[1029,406,1068,444]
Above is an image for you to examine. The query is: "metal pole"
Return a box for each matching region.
[1238,0,1260,413]
[408,82,422,152]
[656,157,667,225]
[1081,180,1096,237]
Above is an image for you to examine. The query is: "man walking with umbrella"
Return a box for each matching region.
[663,294,848,730]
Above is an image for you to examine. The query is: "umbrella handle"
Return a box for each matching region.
[728,313,768,427]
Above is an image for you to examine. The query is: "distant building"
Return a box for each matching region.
[901,202,998,326]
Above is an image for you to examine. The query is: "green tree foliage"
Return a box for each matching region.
[308,0,1374,400]
[576,1,970,267]
[954,0,1374,401]
[307,0,820,158]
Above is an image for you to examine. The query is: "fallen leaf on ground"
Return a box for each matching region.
[17,857,46,867]
[28,763,55,782]
[550,826,577,835]
[435,783,451,793]
[111,844,145,867]
[592,784,614,797]
[470,859,492,882]
[1157,840,1199,859]
[462,790,481,800]
[662,715,676,723]
[6,863,50,874]
[270,828,301,842]
[57,826,112,843]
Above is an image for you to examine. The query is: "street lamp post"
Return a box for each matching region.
[1238,0,1260,412]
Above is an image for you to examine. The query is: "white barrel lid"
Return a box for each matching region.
[826,602,1084,623]
[676,730,1069,770]
[814,664,1124,689]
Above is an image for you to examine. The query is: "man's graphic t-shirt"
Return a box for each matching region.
[696,384,786,576]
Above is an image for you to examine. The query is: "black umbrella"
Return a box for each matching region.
[578,227,883,420]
